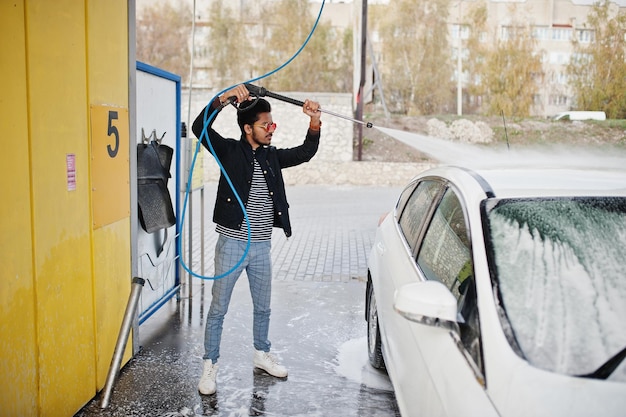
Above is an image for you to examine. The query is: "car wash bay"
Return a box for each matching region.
[75,184,402,417]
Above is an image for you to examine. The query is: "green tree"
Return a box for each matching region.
[373,0,453,115]
[479,9,542,117]
[567,0,626,119]
[136,1,192,83]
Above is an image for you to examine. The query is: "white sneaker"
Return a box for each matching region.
[253,350,288,378]
[198,359,218,395]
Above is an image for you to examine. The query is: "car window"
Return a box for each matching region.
[397,180,441,252]
[396,180,418,216]
[417,188,482,370]
[485,197,626,381]
[417,189,471,291]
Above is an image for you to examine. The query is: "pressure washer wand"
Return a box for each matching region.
[244,83,373,128]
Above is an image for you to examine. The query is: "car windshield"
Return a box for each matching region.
[484,197,626,381]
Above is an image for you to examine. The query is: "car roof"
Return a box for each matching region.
[476,167,626,198]
[421,166,626,199]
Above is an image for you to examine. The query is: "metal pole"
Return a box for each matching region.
[187,0,196,130]
[127,0,141,356]
[188,190,193,300]
[356,0,368,160]
[319,107,373,127]
[457,1,463,116]
[100,277,145,409]
[201,186,205,277]
[457,39,462,116]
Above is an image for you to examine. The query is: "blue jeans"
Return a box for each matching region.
[203,235,272,362]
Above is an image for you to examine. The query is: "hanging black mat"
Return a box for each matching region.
[137,140,176,233]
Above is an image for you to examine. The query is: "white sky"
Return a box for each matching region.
[313,0,626,6]
[572,0,626,5]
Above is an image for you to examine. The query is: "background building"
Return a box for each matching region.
[446,0,625,116]
[137,0,624,117]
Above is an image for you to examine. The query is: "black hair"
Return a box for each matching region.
[237,98,272,134]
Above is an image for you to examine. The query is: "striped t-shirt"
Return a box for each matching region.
[216,157,273,241]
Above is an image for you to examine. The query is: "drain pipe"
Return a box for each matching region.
[100,276,145,409]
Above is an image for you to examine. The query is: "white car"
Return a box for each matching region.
[366,166,626,417]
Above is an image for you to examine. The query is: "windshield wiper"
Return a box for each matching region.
[580,345,626,380]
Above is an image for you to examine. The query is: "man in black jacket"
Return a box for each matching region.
[191,84,321,395]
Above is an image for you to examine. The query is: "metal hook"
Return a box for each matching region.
[141,127,150,144]
[155,130,167,144]
[140,128,167,144]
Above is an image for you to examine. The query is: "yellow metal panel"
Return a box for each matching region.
[26,1,95,415]
[92,221,132,386]
[1,0,132,413]
[87,0,129,105]
[0,1,39,415]
[87,0,133,390]
[90,105,130,228]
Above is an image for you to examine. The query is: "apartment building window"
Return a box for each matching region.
[532,26,550,40]
[576,29,595,43]
[550,72,568,85]
[549,52,570,65]
[549,95,568,106]
[500,26,514,40]
[501,24,532,40]
[552,27,573,41]
[194,44,208,59]
[570,52,592,65]
[452,24,470,40]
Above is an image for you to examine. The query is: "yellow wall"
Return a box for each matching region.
[87,0,133,391]
[0,1,131,415]
[0,0,38,413]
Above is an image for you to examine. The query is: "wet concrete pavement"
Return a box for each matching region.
[75,184,403,417]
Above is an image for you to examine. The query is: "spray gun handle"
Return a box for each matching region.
[244,83,266,97]
[245,83,305,108]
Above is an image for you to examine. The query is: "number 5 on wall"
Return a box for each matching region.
[90,105,130,229]
[107,110,120,158]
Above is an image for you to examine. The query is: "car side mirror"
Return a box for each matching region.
[394,281,459,332]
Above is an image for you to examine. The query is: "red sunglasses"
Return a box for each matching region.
[253,122,277,132]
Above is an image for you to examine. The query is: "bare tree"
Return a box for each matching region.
[204,0,251,88]
[464,3,490,114]
[136,1,192,84]
[478,6,542,117]
[567,0,626,119]
[257,0,353,92]
[137,0,351,93]
[372,0,453,115]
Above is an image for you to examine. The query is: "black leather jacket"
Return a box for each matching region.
[192,99,319,237]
